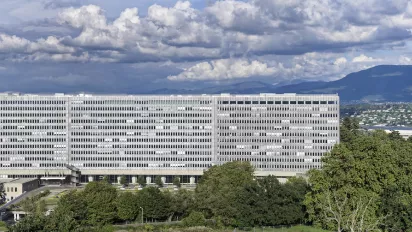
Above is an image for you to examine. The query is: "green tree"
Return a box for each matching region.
[388,130,404,141]
[173,176,181,188]
[83,181,118,226]
[7,215,46,232]
[195,161,255,226]
[154,176,163,188]
[379,185,412,231]
[164,189,195,221]
[36,199,47,215]
[116,192,140,222]
[137,186,170,221]
[236,176,308,227]
[119,175,127,186]
[182,211,205,227]
[137,176,146,187]
[0,183,5,205]
[304,129,412,231]
[340,117,361,144]
[102,176,110,184]
[20,196,36,214]
[44,189,87,231]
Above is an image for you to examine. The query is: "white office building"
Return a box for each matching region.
[0,93,339,183]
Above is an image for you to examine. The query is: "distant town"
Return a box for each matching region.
[341,103,412,127]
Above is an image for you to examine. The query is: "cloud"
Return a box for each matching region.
[352,54,383,62]
[334,57,348,65]
[167,59,277,81]
[0,0,410,64]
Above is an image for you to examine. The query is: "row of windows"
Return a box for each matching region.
[0,151,55,156]
[218,127,338,132]
[0,100,66,104]
[75,100,212,105]
[0,145,63,148]
[220,113,338,118]
[0,107,66,111]
[0,132,63,136]
[126,163,211,168]
[70,132,212,136]
[71,157,212,161]
[225,162,321,170]
[71,107,213,113]
[218,132,337,137]
[0,119,66,123]
[71,144,212,149]
[219,151,326,156]
[70,138,212,143]
[219,145,333,150]
[5,187,18,192]
[71,150,212,155]
[2,126,66,130]
[71,120,212,124]
[1,163,65,167]
[0,113,65,117]
[217,157,322,162]
[218,100,336,105]
[71,125,209,130]
[4,138,66,142]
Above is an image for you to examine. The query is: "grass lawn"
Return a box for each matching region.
[256,226,329,232]
[42,190,69,206]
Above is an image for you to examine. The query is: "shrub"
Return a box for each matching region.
[182,212,206,227]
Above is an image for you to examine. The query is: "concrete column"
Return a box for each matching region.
[132,176,137,184]
[161,176,166,184]
[88,176,94,182]
[190,176,195,184]
[117,176,121,184]
[146,176,152,184]
[14,213,17,221]
[16,214,20,221]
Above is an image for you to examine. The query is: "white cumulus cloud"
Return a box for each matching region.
[167,59,277,81]
[352,54,383,62]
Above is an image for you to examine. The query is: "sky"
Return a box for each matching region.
[0,0,412,93]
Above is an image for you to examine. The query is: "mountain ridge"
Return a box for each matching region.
[148,65,412,103]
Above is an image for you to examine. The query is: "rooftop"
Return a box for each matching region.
[0,92,339,97]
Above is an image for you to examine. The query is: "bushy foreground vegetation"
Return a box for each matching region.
[7,117,412,232]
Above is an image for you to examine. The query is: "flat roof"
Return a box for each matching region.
[0,178,37,184]
[0,93,339,97]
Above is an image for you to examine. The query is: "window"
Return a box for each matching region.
[15,187,17,192]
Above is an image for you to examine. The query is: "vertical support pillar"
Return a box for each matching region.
[132,176,137,184]
[146,176,152,184]
[190,176,195,185]
[161,176,166,184]
[88,176,94,182]
[117,176,121,184]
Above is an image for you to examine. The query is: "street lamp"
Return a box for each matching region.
[139,206,143,223]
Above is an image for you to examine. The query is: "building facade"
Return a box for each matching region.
[0,93,339,183]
